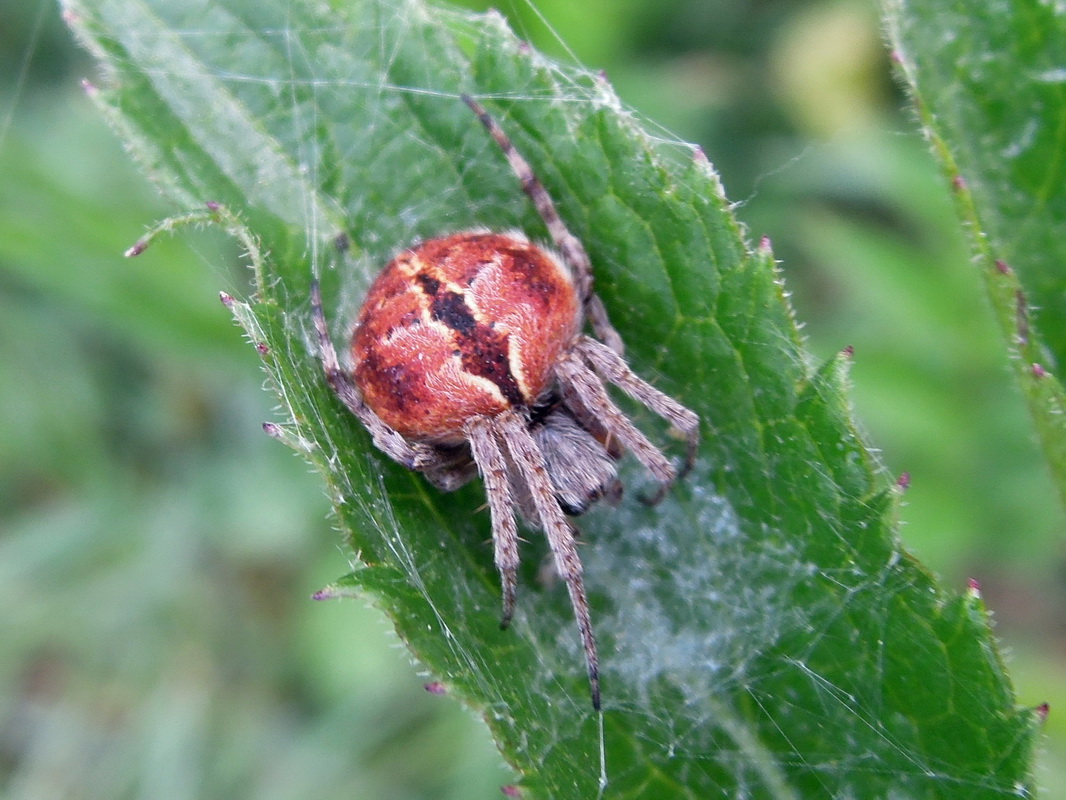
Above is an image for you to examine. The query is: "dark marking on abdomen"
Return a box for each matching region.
[429,288,525,407]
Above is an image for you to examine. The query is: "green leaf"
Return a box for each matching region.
[885,0,1066,513]
[65,0,1039,795]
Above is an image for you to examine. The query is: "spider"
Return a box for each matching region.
[311,95,700,710]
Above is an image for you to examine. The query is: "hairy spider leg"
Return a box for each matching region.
[556,352,677,488]
[492,409,601,711]
[465,417,520,629]
[575,336,700,476]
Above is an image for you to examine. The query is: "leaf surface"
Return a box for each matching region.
[886,0,1066,511]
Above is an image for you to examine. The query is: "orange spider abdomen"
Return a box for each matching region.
[352,231,581,443]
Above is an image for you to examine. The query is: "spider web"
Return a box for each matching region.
[63,0,1039,796]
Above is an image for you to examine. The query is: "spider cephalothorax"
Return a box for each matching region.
[312,96,699,709]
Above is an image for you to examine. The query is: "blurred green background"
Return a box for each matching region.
[2,0,1063,796]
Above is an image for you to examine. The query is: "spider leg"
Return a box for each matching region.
[310,280,437,472]
[575,336,700,476]
[465,418,520,629]
[585,294,625,356]
[557,351,679,497]
[462,95,624,354]
[494,409,601,711]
